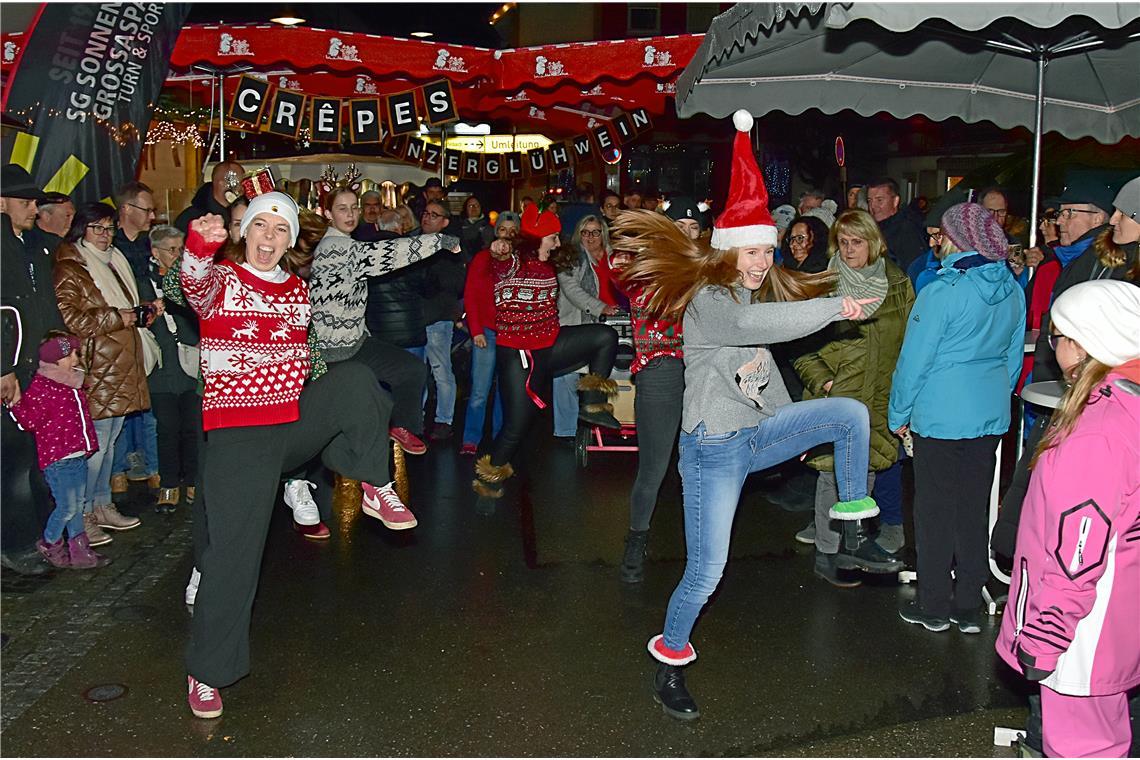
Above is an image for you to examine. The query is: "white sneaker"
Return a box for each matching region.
[283,479,320,526]
[185,567,201,606]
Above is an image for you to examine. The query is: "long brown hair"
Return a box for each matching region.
[612,209,835,318]
[1031,356,1113,468]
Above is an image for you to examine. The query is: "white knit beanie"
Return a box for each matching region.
[239,191,300,246]
[1050,280,1140,367]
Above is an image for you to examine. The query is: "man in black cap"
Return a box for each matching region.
[24,191,73,262]
[1031,173,1120,383]
[1,164,64,575]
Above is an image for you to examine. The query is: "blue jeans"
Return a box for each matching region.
[872,445,905,527]
[462,329,503,446]
[43,456,88,542]
[661,397,871,651]
[88,415,125,510]
[552,372,579,437]
[112,409,158,476]
[424,320,456,425]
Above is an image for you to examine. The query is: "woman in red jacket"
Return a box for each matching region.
[472,203,619,498]
[460,211,519,455]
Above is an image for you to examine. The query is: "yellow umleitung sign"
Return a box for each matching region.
[423,134,553,154]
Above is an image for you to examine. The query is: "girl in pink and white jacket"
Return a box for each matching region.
[8,332,108,569]
[996,280,1140,758]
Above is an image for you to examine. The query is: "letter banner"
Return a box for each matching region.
[461,152,482,180]
[386,89,419,136]
[421,79,457,126]
[504,152,525,181]
[310,97,343,143]
[571,134,593,164]
[629,107,653,134]
[348,98,381,144]
[527,147,547,176]
[421,141,443,171]
[483,152,502,181]
[404,137,426,164]
[268,89,306,139]
[441,149,461,175]
[0,2,191,203]
[229,74,270,127]
[547,141,571,171]
[612,114,635,145]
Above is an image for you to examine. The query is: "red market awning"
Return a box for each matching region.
[2,24,701,138]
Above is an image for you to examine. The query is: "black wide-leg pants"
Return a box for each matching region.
[185,361,393,687]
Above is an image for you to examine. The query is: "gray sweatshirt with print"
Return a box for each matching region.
[682,285,845,435]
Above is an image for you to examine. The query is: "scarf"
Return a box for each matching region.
[1053,235,1095,268]
[75,239,162,372]
[77,239,138,309]
[828,254,888,318]
[37,360,85,389]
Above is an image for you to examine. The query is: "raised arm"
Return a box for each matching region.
[354,233,459,279]
[688,287,845,348]
[179,215,229,318]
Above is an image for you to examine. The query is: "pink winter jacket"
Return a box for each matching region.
[996,363,1140,697]
[8,372,97,470]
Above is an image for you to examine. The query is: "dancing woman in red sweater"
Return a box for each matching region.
[472,203,619,497]
[179,196,404,719]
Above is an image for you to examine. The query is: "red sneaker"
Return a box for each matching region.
[187,675,223,718]
[460,442,478,456]
[292,520,330,540]
[361,481,418,530]
[389,427,427,455]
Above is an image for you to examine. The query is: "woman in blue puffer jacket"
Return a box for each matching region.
[888,202,1025,634]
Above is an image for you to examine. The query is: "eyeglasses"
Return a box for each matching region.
[422,211,446,220]
[153,244,182,253]
[126,202,157,215]
[1058,208,1098,220]
[787,234,808,244]
[927,230,943,243]
[580,229,602,238]
[1047,333,1068,351]
[986,208,1008,218]
[87,223,116,235]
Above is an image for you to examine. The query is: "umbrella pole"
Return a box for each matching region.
[1028,53,1045,251]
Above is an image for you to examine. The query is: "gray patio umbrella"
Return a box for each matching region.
[676,2,1140,245]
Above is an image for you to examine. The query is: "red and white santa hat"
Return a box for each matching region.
[710,110,777,250]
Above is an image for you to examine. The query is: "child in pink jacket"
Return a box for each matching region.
[8,332,108,569]
[996,280,1140,758]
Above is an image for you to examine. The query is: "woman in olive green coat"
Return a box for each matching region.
[794,209,916,586]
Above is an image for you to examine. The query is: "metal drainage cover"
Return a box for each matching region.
[111,605,159,622]
[84,683,128,703]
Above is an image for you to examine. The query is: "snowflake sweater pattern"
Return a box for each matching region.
[491,253,560,350]
[179,229,312,431]
[309,229,457,362]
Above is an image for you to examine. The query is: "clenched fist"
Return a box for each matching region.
[192,214,229,245]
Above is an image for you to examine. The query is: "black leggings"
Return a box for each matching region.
[490,323,617,467]
[629,356,684,531]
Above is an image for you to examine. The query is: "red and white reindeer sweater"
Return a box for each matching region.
[180,229,312,431]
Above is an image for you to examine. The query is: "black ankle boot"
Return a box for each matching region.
[620,529,649,583]
[653,664,700,721]
[576,374,621,429]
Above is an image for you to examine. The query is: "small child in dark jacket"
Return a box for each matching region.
[9,332,108,569]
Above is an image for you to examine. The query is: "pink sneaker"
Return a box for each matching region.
[389,427,427,455]
[292,520,330,540]
[460,442,478,456]
[360,481,418,530]
[187,675,223,718]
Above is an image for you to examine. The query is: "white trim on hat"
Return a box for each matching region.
[239,192,300,246]
[711,224,777,249]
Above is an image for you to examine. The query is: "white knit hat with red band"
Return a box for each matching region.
[710,110,777,250]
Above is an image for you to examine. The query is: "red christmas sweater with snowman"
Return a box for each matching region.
[180,229,312,432]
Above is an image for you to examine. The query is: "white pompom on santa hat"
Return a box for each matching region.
[710,109,777,250]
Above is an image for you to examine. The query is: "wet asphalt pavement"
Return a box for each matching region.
[1,417,1033,757]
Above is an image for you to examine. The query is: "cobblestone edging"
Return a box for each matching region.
[0,507,192,733]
